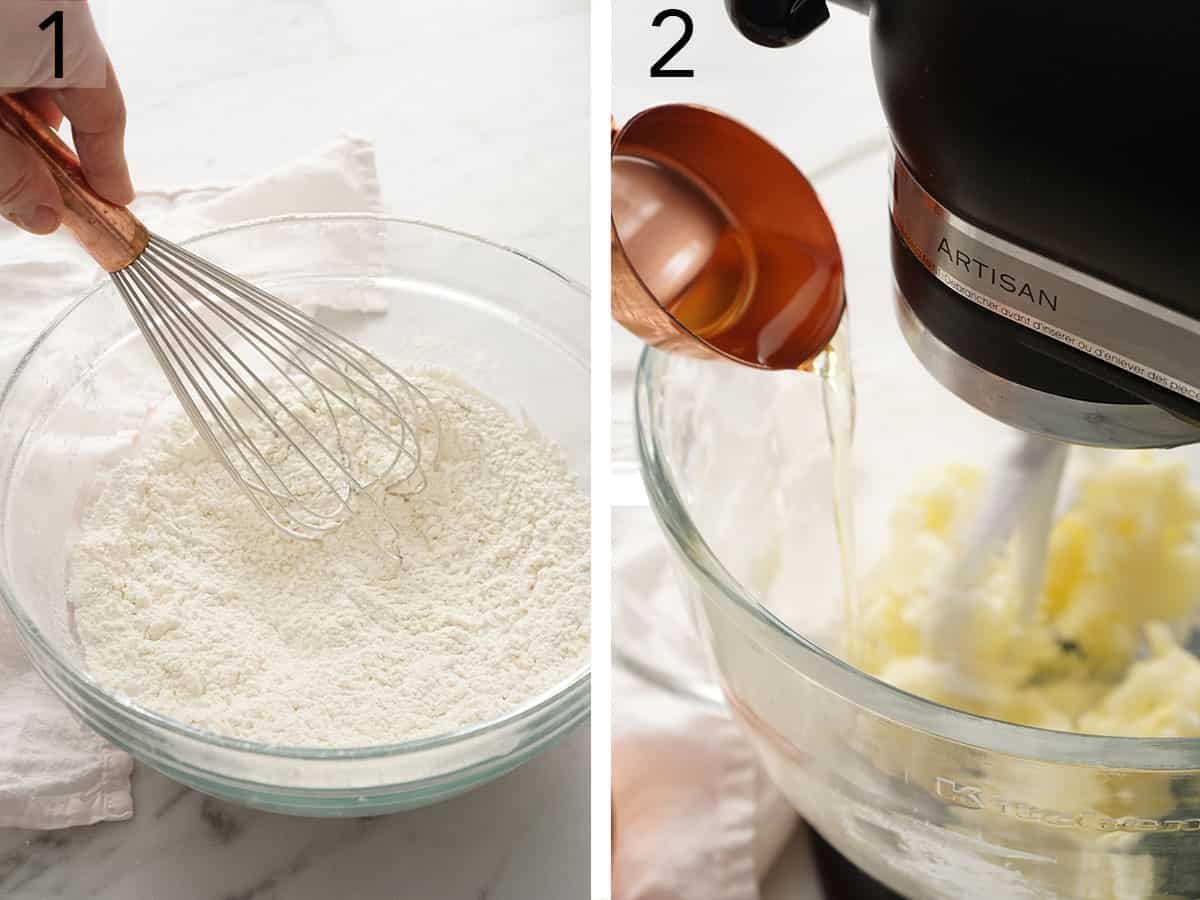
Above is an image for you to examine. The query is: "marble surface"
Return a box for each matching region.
[103,0,589,282]
[1,737,589,900]
[0,1,589,898]
[611,1,886,894]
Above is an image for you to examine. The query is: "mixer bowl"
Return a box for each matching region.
[630,141,1200,897]
[0,215,589,816]
[636,342,1200,899]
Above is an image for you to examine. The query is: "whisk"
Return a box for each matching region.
[0,95,438,544]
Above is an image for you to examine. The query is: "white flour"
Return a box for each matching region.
[69,368,589,748]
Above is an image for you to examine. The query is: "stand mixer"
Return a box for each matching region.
[727,0,1200,451]
[729,4,1200,897]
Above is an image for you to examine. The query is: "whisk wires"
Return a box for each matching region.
[111,233,439,549]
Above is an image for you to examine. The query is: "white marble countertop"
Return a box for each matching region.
[0,2,589,898]
[1,741,590,900]
[106,0,588,282]
[612,1,885,894]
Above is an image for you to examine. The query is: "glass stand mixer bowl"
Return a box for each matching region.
[626,143,1200,899]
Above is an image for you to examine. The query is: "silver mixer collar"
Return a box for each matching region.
[895,290,1200,449]
[890,152,1200,410]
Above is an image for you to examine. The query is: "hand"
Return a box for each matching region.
[0,4,133,235]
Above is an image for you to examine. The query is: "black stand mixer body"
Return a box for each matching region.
[728,0,1200,447]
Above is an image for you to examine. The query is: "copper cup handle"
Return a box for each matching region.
[0,94,147,272]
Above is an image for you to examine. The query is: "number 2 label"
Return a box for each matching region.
[651,9,694,78]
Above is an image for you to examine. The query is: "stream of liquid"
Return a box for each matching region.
[614,152,861,655]
[811,320,860,660]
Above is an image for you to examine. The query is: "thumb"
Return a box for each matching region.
[0,126,63,235]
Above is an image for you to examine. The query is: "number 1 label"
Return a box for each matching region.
[39,10,64,79]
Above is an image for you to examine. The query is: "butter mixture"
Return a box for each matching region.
[855,454,1200,736]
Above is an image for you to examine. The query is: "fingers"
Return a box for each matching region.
[0,127,62,234]
[53,58,134,206]
[18,89,64,130]
[0,2,128,235]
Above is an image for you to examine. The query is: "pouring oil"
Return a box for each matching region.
[612,153,844,370]
[614,150,860,655]
[811,319,860,661]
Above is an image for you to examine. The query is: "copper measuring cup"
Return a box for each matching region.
[611,104,845,371]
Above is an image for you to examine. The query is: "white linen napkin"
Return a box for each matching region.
[611,489,824,899]
[0,134,383,829]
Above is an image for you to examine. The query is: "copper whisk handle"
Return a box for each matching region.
[0,94,147,272]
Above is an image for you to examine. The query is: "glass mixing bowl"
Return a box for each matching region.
[0,215,589,816]
[632,147,1200,899]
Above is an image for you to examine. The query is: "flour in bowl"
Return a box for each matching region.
[69,367,589,747]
